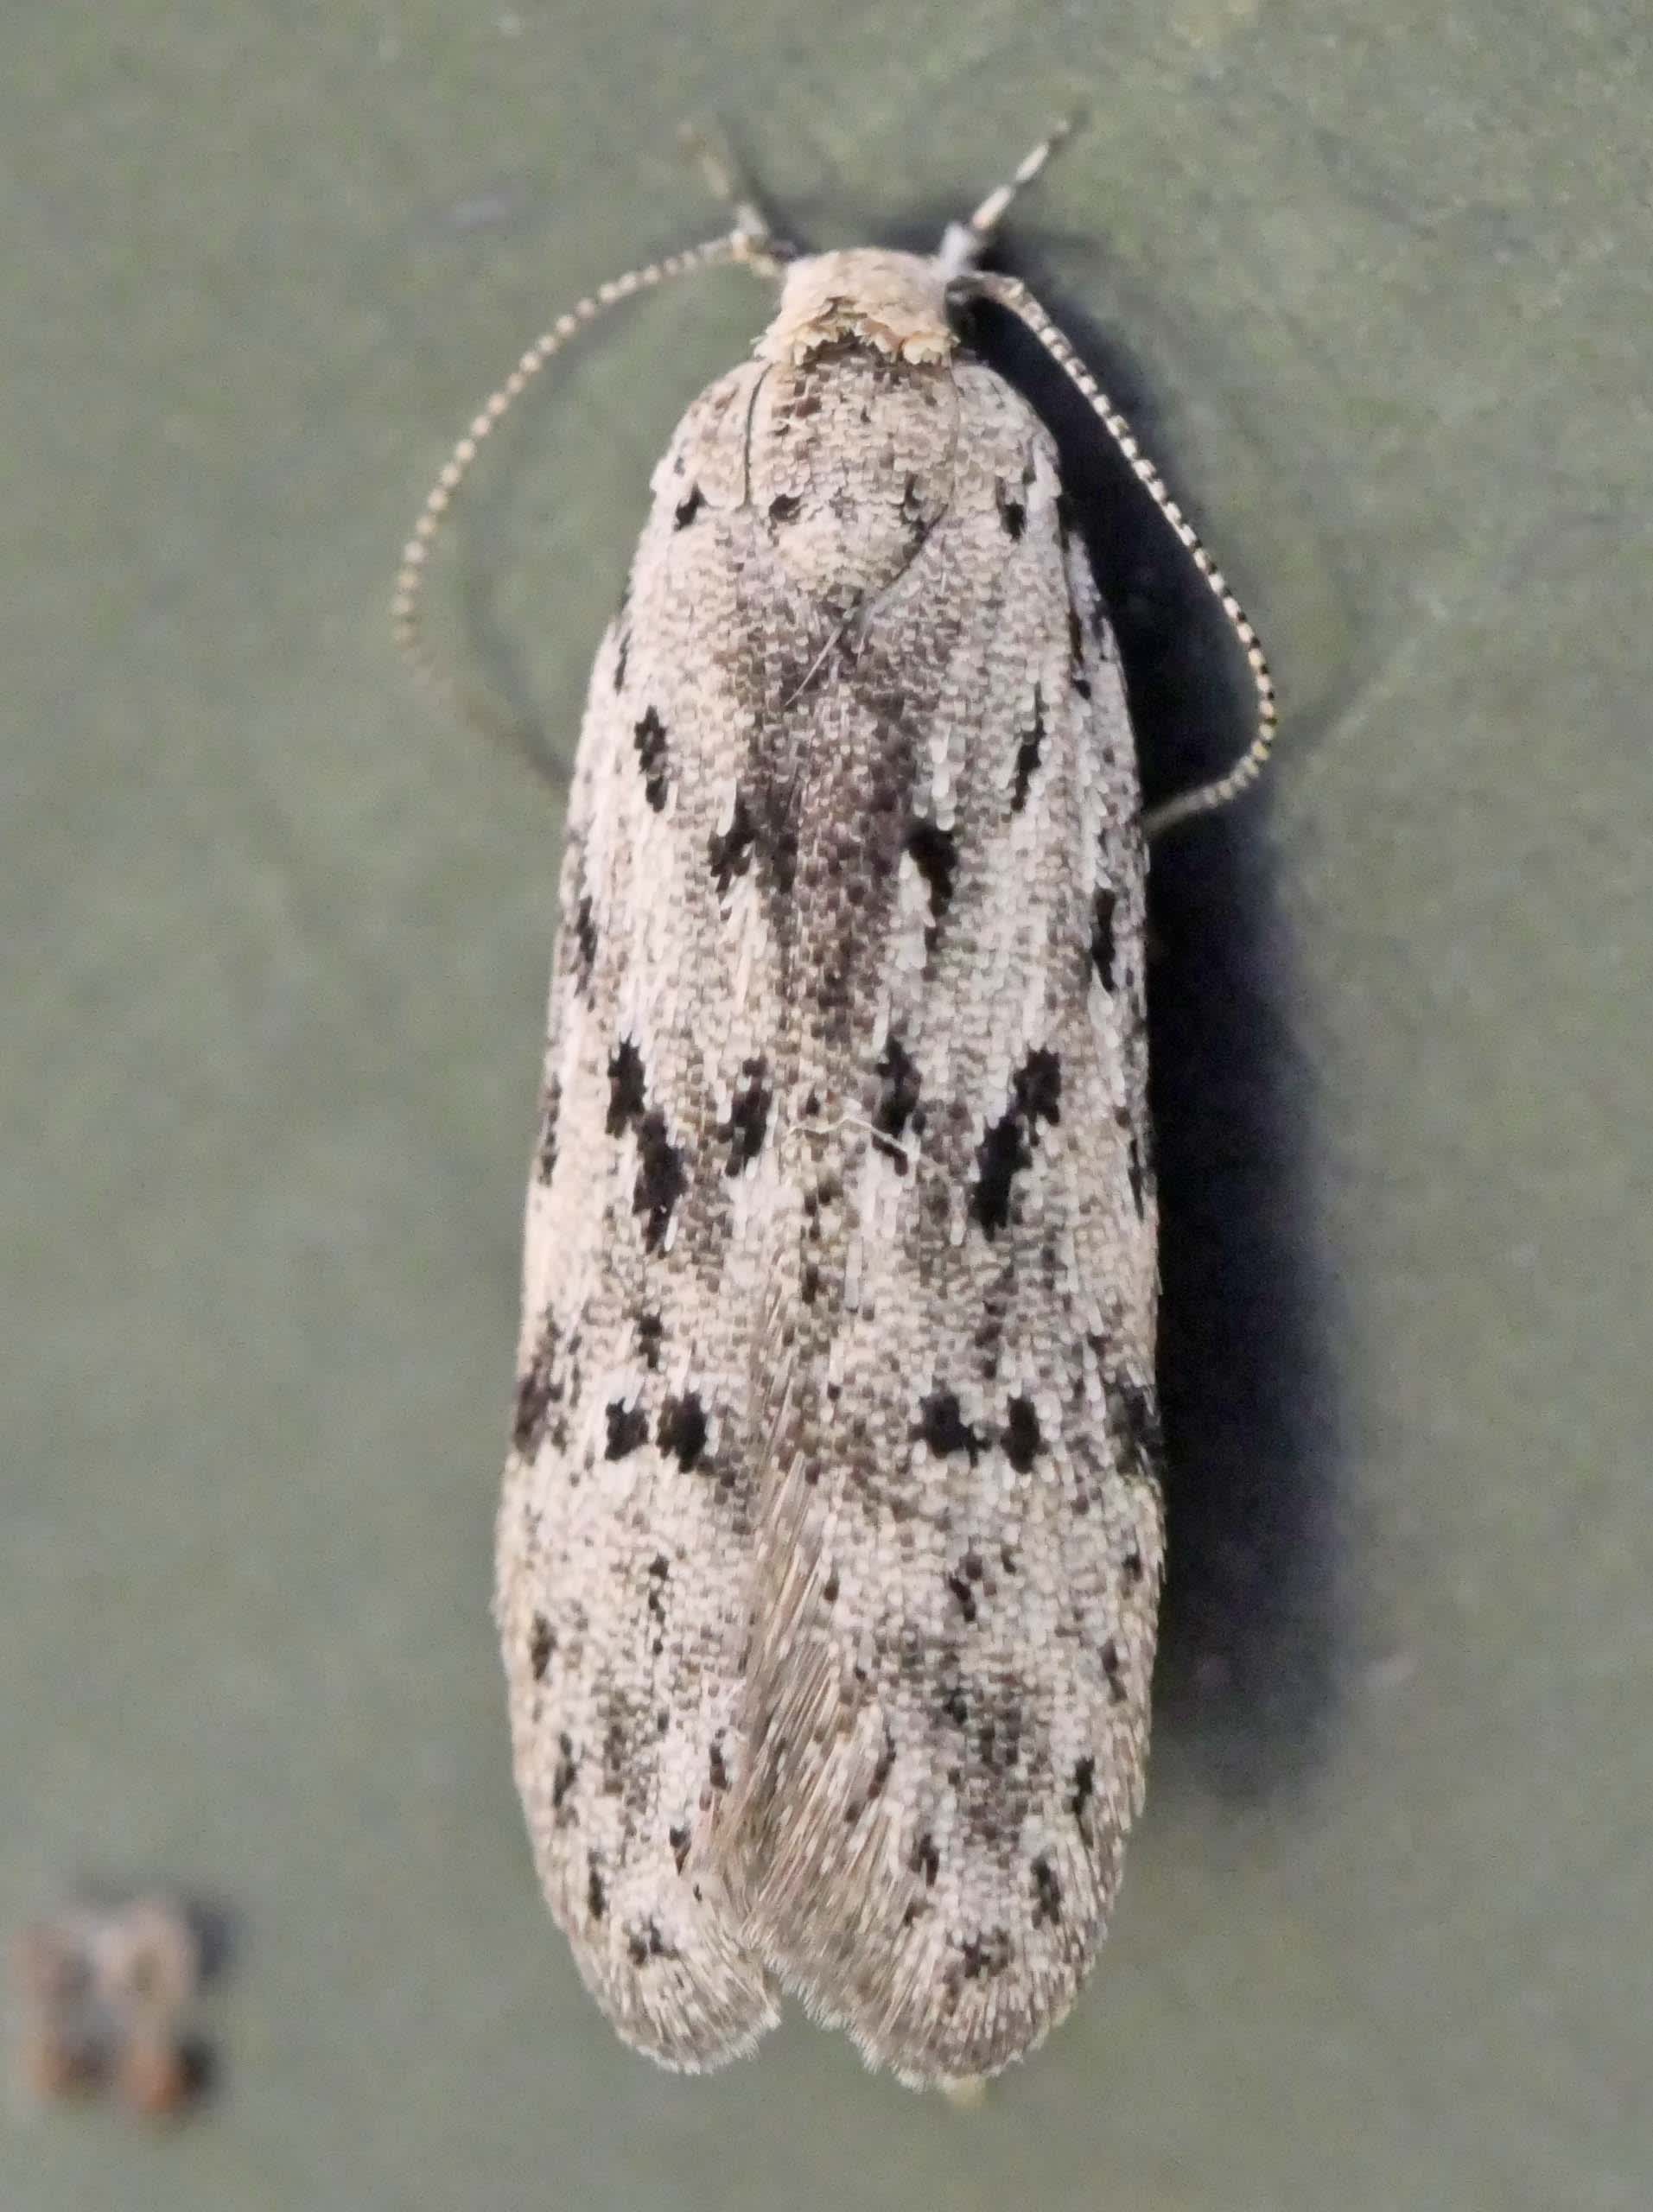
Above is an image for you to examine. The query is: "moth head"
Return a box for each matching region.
[757,250,956,367]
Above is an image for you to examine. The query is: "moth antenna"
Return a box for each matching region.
[393,230,760,744]
[677,120,786,270]
[938,115,1080,279]
[970,270,1278,835]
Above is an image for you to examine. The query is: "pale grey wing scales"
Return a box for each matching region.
[496,367,790,2068]
[726,363,1163,2083]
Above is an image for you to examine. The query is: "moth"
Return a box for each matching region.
[396,125,1275,2088]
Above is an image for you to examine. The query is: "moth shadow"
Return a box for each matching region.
[970,276,1345,1801]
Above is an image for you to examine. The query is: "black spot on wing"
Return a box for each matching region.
[717,1059,771,1175]
[606,1037,646,1136]
[1031,1855,1063,1925]
[944,1549,986,1624]
[957,1929,1011,1983]
[674,484,704,528]
[995,478,1027,538]
[873,1036,921,1163]
[767,491,802,522]
[709,791,756,894]
[528,1613,554,1681]
[1067,603,1091,698]
[645,1554,669,1628]
[634,1310,664,1369]
[1002,1395,1043,1471]
[604,1401,648,1459]
[656,1392,708,1471]
[916,1391,987,1463]
[551,1734,578,1818]
[626,1919,678,1967]
[633,706,669,810]
[1014,1048,1063,1126]
[633,1112,685,1251]
[1105,1376,1163,1483]
[971,1116,1030,1238]
[1069,1755,1096,1839]
[905,817,957,939]
[1090,888,1116,990]
[534,1075,561,1182]
[571,896,598,995]
[970,1049,1063,1236]
[1010,683,1045,813]
[513,1316,560,1455]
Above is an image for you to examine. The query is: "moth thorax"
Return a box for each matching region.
[758,250,957,367]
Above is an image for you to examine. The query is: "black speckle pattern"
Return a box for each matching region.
[873,1037,921,1160]
[534,1076,561,1183]
[717,1059,771,1175]
[633,1112,685,1251]
[1090,888,1116,991]
[970,1048,1063,1236]
[1070,1756,1097,1839]
[709,791,756,894]
[633,707,669,811]
[572,895,597,992]
[513,1318,559,1455]
[1031,1856,1062,1926]
[1105,1377,1162,1482]
[551,1734,578,1815]
[1067,604,1091,697]
[945,1550,986,1623]
[604,1401,648,1460]
[905,817,957,935]
[1010,684,1045,813]
[656,1392,708,1471]
[606,1038,646,1136]
[958,1929,1011,1983]
[1002,1395,1043,1471]
[917,1391,987,1463]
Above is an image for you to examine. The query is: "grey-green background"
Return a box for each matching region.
[7,3,1650,2207]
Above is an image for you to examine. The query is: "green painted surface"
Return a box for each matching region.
[5,5,1650,2205]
